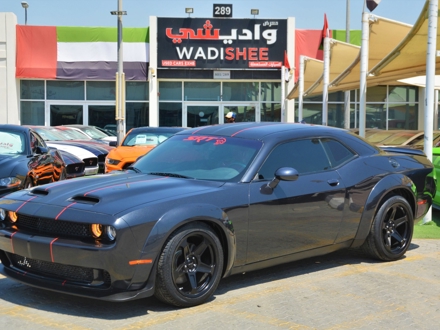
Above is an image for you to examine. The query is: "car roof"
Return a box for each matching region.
[0,124,31,133]
[177,122,346,140]
[128,126,189,133]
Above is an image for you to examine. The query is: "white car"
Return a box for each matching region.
[63,125,117,142]
[46,142,99,176]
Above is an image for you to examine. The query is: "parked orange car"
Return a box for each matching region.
[105,127,187,172]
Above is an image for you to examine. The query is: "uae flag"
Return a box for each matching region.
[16,26,149,80]
[318,14,329,50]
[366,0,382,12]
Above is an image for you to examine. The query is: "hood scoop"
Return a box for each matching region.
[31,188,49,196]
[70,195,100,205]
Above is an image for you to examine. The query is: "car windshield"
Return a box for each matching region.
[122,130,180,146]
[133,135,262,181]
[0,130,25,155]
[57,128,91,140]
[33,128,67,141]
[79,127,109,139]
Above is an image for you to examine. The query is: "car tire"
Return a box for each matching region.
[154,222,224,307]
[361,195,413,261]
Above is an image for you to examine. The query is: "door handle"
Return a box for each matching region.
[327,179,339,186]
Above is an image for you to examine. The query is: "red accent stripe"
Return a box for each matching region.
[10,232,17,254]
[192,126,211,135]
[55,203,77,220]
[62,280,67,286]
[50,238,59,262]
[15,196,37,212]
[16,25,57,79]
[84,177,169,196]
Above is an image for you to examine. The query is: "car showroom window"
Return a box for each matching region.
[320,138,356,168]
[257,139,331,179]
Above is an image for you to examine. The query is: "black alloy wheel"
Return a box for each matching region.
[155,222,224,307]
[361,195,413,261]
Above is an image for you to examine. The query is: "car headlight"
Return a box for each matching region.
[90,224,116,241]
[106,158,121,165]
[0,177,21,188]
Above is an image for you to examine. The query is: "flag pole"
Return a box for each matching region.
[422,0,438,224]
[359,5,369,138]
[281,65,286,122]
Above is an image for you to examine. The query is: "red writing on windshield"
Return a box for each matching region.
[184,136,226,145]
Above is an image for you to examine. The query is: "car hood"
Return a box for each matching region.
[48,141,108,156]
[46,142,96,160]
[0,154,26,177]
[107,146,156,161]
[11,172,224,216]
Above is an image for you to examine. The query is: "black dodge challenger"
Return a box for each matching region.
[0,123,436,307]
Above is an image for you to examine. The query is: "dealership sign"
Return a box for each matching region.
[157,18,287,70]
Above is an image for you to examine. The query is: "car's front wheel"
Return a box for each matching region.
[361,195,413,261]
[154,222,224,307]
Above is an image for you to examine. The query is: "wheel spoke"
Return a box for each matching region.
[197,262,214,275]
[187,272,198,294]
[393,214,408,227]
[192,238,208,258]
[389,206,397,221]
[385,233,392,249]
[391,231,404,245]
[178,238,191,258]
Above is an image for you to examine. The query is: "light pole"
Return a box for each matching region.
[111,0,127,145]
[21,1,29,25]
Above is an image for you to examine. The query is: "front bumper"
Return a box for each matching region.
[0,227,156,301]
[84,165,99,176]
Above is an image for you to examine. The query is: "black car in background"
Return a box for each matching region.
[0,123,435,307]
[0,125,66,197]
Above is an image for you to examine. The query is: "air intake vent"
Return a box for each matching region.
[70,195,100,204]
[31,189,49,196]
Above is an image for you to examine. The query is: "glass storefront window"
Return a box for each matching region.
[159,102,182,127]
[223,82,259,101]
[159,82,182,101]
[260,83,281,102]
[366,86,388,102]
[21,80,44,100]
[47,81,85,100]
[126,103,149,130]
[184,82,220,101]
[88,105,116,129]
[50,104,83,126]
[126,82,149,101]
[364,104,387,129]
[388,86,418,103]
[20,101,45,125]
[187,105,218,127]
[260,103,281,122]
[388,103,418,130]
[86,81,116,100]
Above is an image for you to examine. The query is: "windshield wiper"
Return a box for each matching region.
[148,172,193,179]
[126,166,141,173]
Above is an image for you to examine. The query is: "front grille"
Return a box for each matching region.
[66,163,85,175]
[17,214,91,239]
[83,157,98,167]
[8,253,111,286]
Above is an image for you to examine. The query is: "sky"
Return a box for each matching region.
[0,0,429,30]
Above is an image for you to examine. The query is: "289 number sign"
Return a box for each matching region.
[213,4,232,18]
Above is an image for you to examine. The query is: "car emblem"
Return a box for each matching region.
[90,160,93,165]
[17,257,32,268]
[75,166,79,171]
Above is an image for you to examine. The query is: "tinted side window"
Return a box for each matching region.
[321,138,356,167]
[258,139,331,179]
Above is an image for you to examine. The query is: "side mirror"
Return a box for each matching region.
[35,146,48,155]
[109,141,117,147]
[267,167,299,189]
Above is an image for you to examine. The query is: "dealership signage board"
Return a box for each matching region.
[157,18,287,70]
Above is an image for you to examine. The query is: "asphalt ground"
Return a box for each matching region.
[0,238,439,330]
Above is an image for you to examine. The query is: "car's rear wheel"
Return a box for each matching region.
[154,222,224,307]
[361,195,413,261]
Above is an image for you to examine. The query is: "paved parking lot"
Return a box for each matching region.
[0,239,439,330]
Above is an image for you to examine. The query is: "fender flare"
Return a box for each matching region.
[140,203,236,277]
[351,173,416,248]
